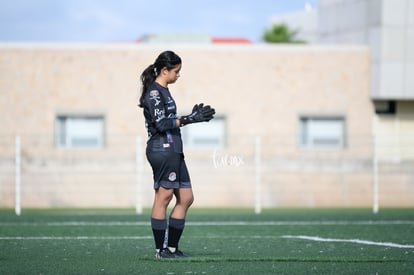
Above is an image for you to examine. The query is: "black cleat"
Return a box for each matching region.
[173,249,189,258]
[155,248,177,259]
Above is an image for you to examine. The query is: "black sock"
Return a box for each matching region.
[167,217,185,249]
[151,218,167,250]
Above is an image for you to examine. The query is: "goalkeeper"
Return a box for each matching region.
[138,50,215,259]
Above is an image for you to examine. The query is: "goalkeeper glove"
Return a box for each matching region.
[180,103,215,126]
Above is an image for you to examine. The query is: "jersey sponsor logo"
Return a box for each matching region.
[154,108,165,122]
[168,172,177,181]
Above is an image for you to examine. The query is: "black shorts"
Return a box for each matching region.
[146,150,192,190]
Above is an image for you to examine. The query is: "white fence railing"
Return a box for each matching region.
[1,134,413,214]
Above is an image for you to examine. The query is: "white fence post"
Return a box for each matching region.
[135,136,143,214]
[372,133,379,214]
[15,135,21,216]
[255,136,262,214]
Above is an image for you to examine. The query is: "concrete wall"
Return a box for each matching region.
[318,0,414,100]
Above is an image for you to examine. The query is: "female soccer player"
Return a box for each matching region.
[139,50,215,259]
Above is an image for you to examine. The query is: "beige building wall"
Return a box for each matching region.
[1,43,411,209]
[373,101,414,207]
[374,101,414,160]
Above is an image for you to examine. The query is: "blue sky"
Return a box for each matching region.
[0,0,318,43]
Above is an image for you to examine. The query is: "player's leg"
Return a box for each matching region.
[167,188,193,254]
[167,155,193,254]
[152,187,174,219]
[151,187,174,254]
[171,187,194,218]
[170,155,193,219]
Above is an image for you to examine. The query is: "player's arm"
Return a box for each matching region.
[145,90,178,133]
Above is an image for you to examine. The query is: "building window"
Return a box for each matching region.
[55,115,105,148]
[182,117,226,149]
[299,116,345,149]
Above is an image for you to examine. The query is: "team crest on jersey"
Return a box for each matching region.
[168,172,177,181]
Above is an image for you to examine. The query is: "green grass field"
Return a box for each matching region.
[1,208,413,274]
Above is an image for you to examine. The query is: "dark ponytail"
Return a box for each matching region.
[138,51,182,108]
[139,64,157,107]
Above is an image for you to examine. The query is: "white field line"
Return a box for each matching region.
[0,220,413,226]
[1,235,414,249]
[282,235,414,249]
[0,236,152,240]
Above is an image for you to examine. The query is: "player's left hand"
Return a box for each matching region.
[200,104,215,121]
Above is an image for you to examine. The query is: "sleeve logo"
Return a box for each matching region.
[149,90,161,106]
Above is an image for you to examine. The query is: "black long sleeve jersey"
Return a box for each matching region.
[142,82,183,153]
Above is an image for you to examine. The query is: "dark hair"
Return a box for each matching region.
[138,50,182,108]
